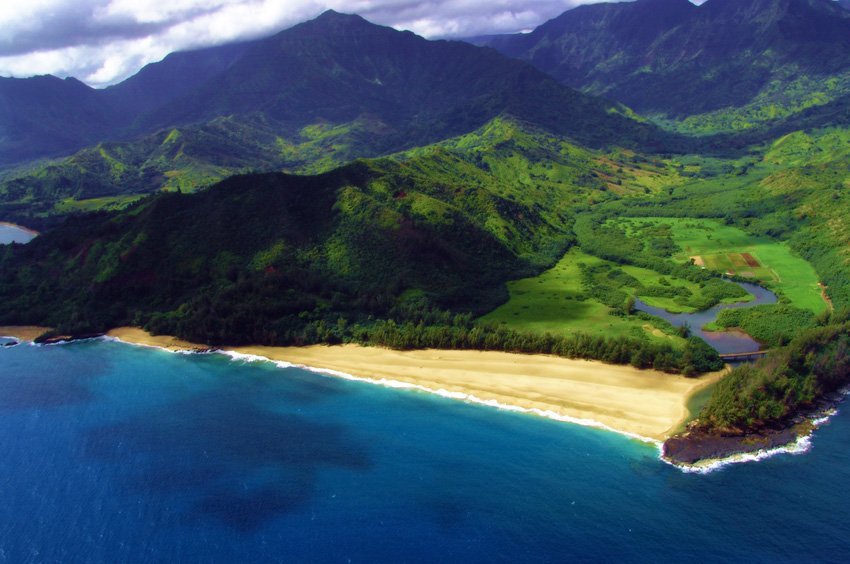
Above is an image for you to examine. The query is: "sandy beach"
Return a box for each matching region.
[107,327,724,440]
[105,328,212,352]
[0,326,51,341]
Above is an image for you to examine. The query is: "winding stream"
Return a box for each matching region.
[635,281,777,354]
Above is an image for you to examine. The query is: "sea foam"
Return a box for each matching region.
[216,347,663,447]
[98,335,850,472]
[664,391,849,474]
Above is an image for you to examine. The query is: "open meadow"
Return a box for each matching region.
[612,217,826,313]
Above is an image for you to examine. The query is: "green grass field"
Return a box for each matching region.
[614,217,826,313]
[479,248,683,343]
[54,195,145,214]
[619,263,753,312]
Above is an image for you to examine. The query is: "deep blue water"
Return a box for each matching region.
[0,224,36,245]
[1,339,849,563]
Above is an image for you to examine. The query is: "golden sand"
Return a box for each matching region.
[0,326,52,341]
[105,327,212,352]
[109,327,724,440]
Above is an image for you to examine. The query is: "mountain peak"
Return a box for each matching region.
[315,9,355,20]
[636,0,694,6]
[308,10,371,27]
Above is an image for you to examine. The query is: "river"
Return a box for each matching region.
[635,281,777,354]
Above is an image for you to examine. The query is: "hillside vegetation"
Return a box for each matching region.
[0,116,681,228]
[0,10,672,177]
[0,134,726,375]
[473,0,850,135]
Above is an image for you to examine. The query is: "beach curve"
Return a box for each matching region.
[104,327,725,441]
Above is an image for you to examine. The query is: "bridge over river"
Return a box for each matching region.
[719,350,772,362]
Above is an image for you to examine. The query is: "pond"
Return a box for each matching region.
[0,222,37,245]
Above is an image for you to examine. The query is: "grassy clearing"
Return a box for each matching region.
[614,217,826,313]
[618,263,752,312]
[54,195,145,214]
[480,248,682,343]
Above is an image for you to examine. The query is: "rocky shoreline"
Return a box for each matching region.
[662,426,804,466]
[662,390,847,469]
[34,332,105,345]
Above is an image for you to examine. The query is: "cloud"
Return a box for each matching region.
[0,0,609,88]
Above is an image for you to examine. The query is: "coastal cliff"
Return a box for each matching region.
[663,321,850,468]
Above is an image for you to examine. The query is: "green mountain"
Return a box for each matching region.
[0,118,724,372]
[0,136,590,339]
[0,42,252,166]
[1,11,679,225]
[0,76,122,166]
[133,11,627,142]
[471,0,850,131]
[102,41,252,117]
[0,11,665,172]
[0,114,388,223]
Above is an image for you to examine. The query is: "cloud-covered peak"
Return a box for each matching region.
[0,0,609,88]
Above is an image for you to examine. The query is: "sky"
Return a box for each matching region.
[0,0,618,88]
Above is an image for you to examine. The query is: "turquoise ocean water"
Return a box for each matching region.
[1,338,849,563]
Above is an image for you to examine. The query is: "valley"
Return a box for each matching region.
[2,0,850,471]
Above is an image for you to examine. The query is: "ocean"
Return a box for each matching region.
[1,338,849,563]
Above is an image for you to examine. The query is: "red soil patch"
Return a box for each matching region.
[730,254,748,267]
[741,253,760,267]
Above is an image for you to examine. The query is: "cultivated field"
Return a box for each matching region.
[614,217,826,313]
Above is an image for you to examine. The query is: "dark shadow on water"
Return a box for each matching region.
[0,345,110,409]
[194,484,314,532]
[83,387,371,531]
[426,498,470,530]
[0,374,93,408]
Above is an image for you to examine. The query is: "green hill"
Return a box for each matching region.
[0,10,669,175]
[0,119,723,372]
[1,11,681,226]
[0,112,681,228]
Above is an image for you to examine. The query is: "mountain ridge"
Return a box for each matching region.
[0,10,666,170]
[470,0,850,120]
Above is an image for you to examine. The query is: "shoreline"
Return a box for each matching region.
[0,326,52,342]
[662,386,850,473]
[5,324,839,472]
[101,327,722,442]
[661,397,844,474]
[0,222,39,236]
